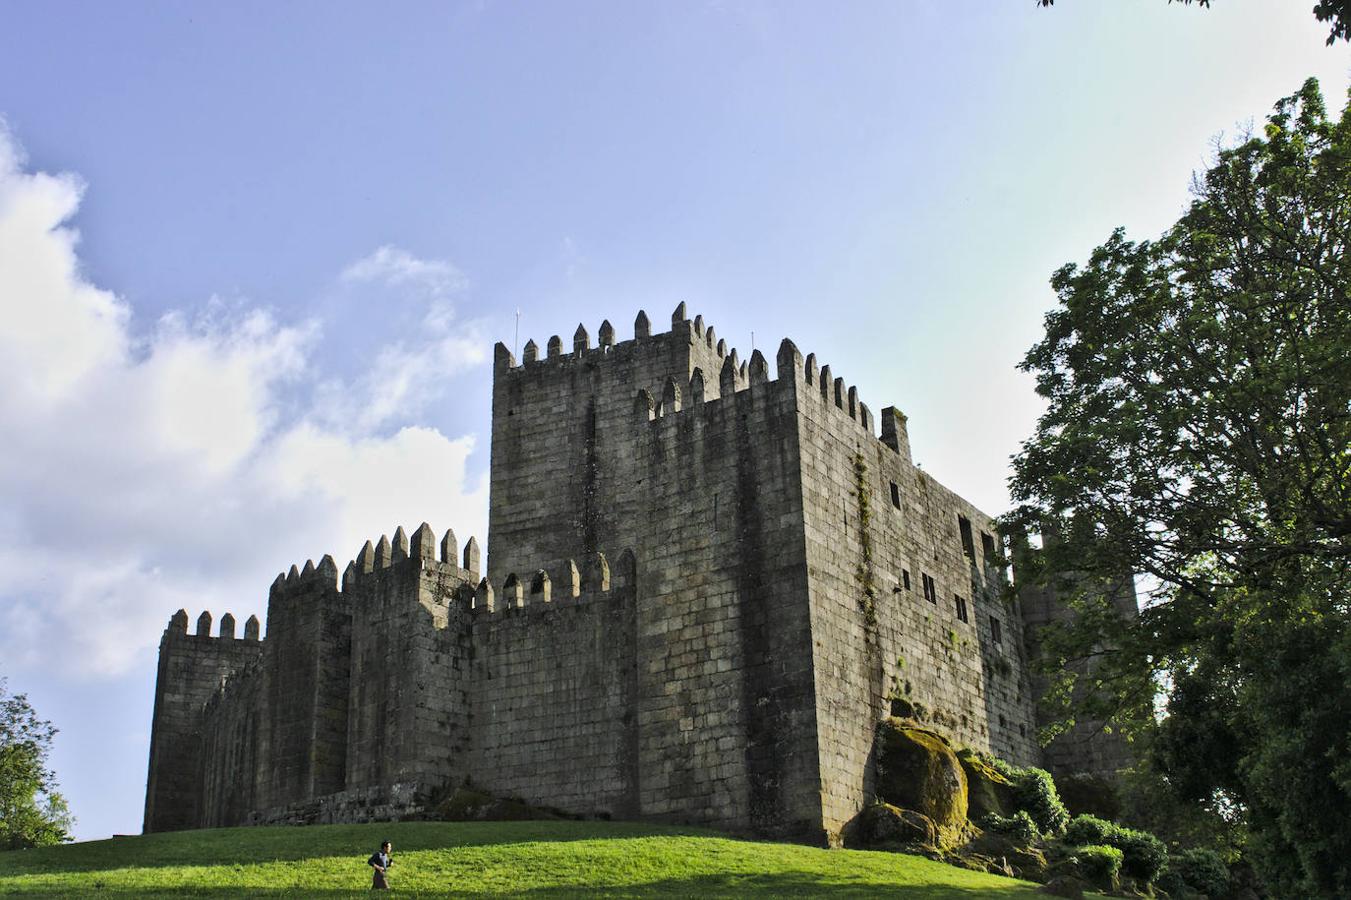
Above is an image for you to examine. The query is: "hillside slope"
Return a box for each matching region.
[0,820,1055,897]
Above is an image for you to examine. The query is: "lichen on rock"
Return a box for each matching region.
[956,747,1016,821]
[874,717,969,845]
[857,802,940,851]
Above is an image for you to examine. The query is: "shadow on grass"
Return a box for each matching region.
[0,872,1045,899]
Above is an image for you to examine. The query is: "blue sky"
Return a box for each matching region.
[0,1,1346,840]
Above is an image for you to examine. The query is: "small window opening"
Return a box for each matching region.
[922,573,936,604]
[981,531,997,563]
[955,594,969,623]
[990,615,1002,645]
[958,515,975,559]
[890,482,901,509]
[902,569,911,591]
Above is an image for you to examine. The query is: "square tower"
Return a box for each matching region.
[486,305,1040,840]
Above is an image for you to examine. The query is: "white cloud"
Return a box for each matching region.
[318,245,488,432]
[0,129,489,678]
[0,127,128,403]
[265,424,488,548]
[340,244,468,298]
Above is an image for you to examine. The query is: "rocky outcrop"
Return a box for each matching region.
[857,803,941,851]
[956,747,1016,821]
[875,718,969,837]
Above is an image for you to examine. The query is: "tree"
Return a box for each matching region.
[1005,78,1351,897]
[1036,0,1351,46]
[0,678,73,849]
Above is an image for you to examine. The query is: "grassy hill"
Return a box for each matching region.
[0,820,1059,897]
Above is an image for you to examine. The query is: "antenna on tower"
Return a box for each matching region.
[514,308,521,357]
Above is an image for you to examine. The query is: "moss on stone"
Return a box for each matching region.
[875,718,968,841]
[856,802,940,852]
[956,747,1015,821]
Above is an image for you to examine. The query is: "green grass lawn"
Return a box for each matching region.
[0,820,1057,898]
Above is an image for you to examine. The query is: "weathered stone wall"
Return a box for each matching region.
[487,305,743,584]
[199,657,265,828]
[467,552,639,819]
[784,339,1041,837]
[344,526,477,797]
[259,557,352,811]
[627,357,821,839]
[143,610,261,833]
[246,783,429,826]
[191,527,482,829]
[487,312,822,839]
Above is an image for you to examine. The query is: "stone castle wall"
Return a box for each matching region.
[623,353,820,836]
[467,552,640,819]
[143,611,262,833]
[145,304,1068,842]
[343,536,472,797]
[776,338,1042,834]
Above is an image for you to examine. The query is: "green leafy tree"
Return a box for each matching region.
[1036,1,1351,46]
[1005,78,1351,897]
[0,678,73,850]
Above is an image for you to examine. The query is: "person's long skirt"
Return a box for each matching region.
[372,869,389,890]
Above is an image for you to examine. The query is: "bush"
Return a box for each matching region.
[991,759,1070,836]
[1113,826,1167,883]
[1164,848,1230,898]
[1064,813,1113,846]
[980,810,1039,845]
[1062,814,1167,884]
[1072,844,1123,888]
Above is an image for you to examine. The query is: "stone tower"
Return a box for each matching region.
[486,304,1040,837]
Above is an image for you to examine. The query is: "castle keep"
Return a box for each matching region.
[144,305,1050,843]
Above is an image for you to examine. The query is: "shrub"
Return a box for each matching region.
[1000,763,1070,836]
[1065,814,1114,846]
[1165,848,1230,898]
[1073,844,1123,888]
[980,810,1039,845]
[1062,814,1168,883]
[1113,826,1167,883]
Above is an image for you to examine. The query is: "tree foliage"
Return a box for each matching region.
[1005,78,1351,897]
[0,678,73,850]
[1036,0,1351,46]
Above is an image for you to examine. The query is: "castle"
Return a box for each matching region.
[144,304,1094,844]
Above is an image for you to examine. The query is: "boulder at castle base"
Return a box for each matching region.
[856,803,940,852]
[875,718,968,838]
[956,747,1015,821]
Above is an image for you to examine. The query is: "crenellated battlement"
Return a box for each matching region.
[264,522,484,601]
[164,607,262,642]
[251,521,637,635]
[496,303,750,390]
[470,548,634,617]
[791,338,917,463]
[636,344,784,424]
[620,330,916,467]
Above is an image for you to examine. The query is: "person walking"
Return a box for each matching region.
[367,840,394,890]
